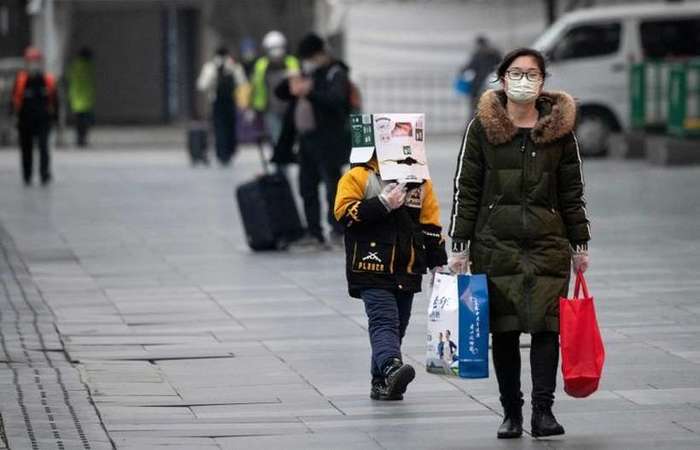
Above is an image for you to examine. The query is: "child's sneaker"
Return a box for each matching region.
[370,377,403,401]
[383,358,415,398]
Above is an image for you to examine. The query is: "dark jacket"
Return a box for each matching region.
[449,89,590,333]
[335,160,447,298]
[275,60,351,167]
[11,70,58,125]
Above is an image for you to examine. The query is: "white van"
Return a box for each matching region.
[531,2,700,155]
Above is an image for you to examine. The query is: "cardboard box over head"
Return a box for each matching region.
[350,113,431,183]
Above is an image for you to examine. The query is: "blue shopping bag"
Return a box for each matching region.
[457,274,490,379]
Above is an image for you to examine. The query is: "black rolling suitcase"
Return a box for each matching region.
[187,123,209,165]
[236,140,304,251]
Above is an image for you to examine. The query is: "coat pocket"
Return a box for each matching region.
[477,194,503,232]
[407,235,427,275]
[351,240,396,274]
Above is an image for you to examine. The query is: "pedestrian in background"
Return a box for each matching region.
[10,47,58,186]
[251,31,299,146]
[276,33,351,249]
[250,31,299,147]
[68,47,96,148]
[196,46,248,166]
[239,37,258,79]
[460,36,502,116]
[334,151,447,401]
[449,48,590,440]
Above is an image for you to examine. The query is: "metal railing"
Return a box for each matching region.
[630,58,700,137]
[668,59,700,137]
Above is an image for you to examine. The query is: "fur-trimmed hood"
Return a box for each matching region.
[476,89,577,146]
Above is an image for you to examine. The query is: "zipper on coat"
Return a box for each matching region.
[520,131,532,332]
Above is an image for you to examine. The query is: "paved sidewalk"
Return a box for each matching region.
[0,135,700,449]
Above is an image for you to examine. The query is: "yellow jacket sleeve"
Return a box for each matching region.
[334,167,390,227]
[420,180,448,268]
[420,180,442,228]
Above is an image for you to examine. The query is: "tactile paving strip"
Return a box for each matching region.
[0,228,113,449]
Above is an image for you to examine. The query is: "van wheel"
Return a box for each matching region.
[576,112,613,157]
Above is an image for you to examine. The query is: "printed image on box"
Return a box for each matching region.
[350,113,430,183]
[426,273,460,376]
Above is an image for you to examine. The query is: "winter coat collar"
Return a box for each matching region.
[476,89,577,146]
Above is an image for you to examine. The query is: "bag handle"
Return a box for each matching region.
[573,271,590,299]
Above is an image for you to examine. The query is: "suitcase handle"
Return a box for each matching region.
[256,136,271,175]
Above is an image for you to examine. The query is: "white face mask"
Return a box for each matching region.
[505,77,541,104]
[302,60,319,74]
[268,46,285,60]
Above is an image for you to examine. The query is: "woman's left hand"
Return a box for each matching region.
[572,250,589,273]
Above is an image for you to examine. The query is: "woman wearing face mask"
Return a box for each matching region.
[448,48,590,440]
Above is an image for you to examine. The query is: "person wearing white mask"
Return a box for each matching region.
[448,48,591,440]
[250,31,299,146]
[275,33,352,249]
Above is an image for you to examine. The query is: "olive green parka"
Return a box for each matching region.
[449,89,590,333]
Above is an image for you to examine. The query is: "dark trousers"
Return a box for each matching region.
[18,122,51,183]
[360,288,414,378]
[298,145,343,239]
[492,331,559,408]
[212,104,236,165]
[75,111,93,147]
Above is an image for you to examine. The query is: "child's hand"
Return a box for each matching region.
[379,182,407,211]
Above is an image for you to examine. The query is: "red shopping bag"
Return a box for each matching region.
[559,272,605,398]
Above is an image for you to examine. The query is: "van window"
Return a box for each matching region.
[550,23,621,61]
[640,18,700,59]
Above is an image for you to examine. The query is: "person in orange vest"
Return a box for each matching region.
[10,47,58,186]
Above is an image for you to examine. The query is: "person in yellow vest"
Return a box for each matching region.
[68,47,96,147]
[10,47,58,186]
[250,31,299,146]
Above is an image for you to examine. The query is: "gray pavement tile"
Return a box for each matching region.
[191,404,341,420]
[64,334,218,346]
[105,420,310,437]
[99,405,195,423]
[2,142,700,449]
[614,387,700,405]
[110,435,220,449]
[216,432,382,450]
[91,381,179,397]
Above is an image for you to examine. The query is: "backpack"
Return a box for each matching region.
[326,64,362,113]
[348,81,362,113]
[215,64,236,104]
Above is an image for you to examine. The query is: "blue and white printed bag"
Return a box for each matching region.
[426,273,489,378]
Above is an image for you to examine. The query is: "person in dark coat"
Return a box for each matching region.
[460,36,502,116]
[10,47,58,186]
[196,46,248,166]
[277,33,351,248]
[448,48,590,440]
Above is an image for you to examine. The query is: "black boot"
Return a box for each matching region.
[497,400,523,439]
[383,358,415,399]
[370,377,403,401]
[531,403,565,438]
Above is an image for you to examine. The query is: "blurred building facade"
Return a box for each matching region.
[4,0,699,130]
[5,0,315,124]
